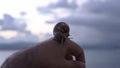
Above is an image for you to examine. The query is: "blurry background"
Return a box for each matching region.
[0,0,120,68]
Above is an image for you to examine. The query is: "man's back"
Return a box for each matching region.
[1,38,85,68]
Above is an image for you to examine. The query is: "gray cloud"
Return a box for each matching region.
[0,20,3,25]
[0,14,27,32]
[47,0,77,9]
[60,0,120,46]
[37,0,78,14]
[0,36,6,43]
[20,11,27,16]
[36,0,120,46]
[82,0,120,18]
[0,14,39,43]
[9,32,39,43]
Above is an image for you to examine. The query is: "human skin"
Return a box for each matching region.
[1,38,85,68]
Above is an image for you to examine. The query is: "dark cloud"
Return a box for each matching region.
[58,0,120,46]
[37,0,78,14]
[82,0,120,17]
[37,7,52,14]
[47,0,77,9]
[0,14,27,32]
[36,0,120,46]
[57,13,120,33]
[0,14,39,43]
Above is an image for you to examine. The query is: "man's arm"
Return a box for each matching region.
[76,48,85,63]
[75,49,86,68]
[67,40,86,68]
[70,48,85,68]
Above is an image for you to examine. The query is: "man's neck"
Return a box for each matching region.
[53,36,67,45]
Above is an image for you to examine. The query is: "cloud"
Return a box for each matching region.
[0,36,6,43]
[0,14,27,32]
[20,11,27,16]
[61,0,120,45]
[9,32,39,43]
[36,0,120,46]
[82,0,120,17]
[0,20,3,25]
[47,0,77,9]
[37,0,78,14]
[0,14,39,43]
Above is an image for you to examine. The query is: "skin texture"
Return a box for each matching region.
[1,38,86,68]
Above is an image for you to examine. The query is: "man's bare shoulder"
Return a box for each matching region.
[66,39,79,46]
[3,39,53,64]
[66,38,83,51]
[34,38,56,47]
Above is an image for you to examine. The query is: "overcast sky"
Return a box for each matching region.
[0,0,120,46]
